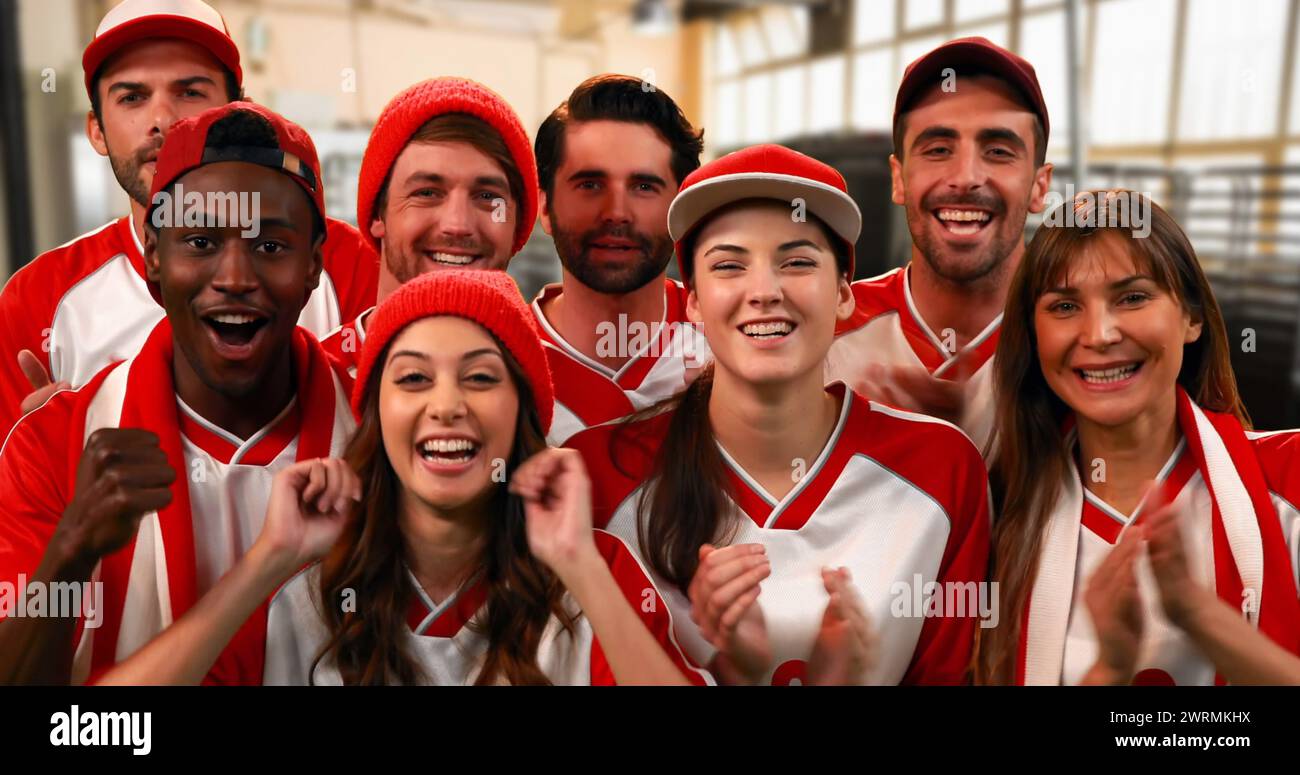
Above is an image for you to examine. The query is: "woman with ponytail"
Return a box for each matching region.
[566,145,993,685]
[98,270,709,685]
[978,190,1300,685]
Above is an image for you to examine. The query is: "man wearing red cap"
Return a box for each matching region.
[532,75,709,446]
[826,37,1054,454]
[322,77,538,379]
[0,0,377,438]
[0,102,355,684]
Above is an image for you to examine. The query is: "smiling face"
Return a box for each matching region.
[686,201,854,388]
[371,140,516,278]
[379,316,520,515]
[891,75,1051,285]
[88,39,233,207]
[540,119,676,295]
[145,161,323,398]
[1034,231,1203,430]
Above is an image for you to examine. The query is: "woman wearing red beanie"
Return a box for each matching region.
[566,144,992,685]
[97,270,709,685]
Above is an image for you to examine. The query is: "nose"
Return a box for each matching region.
[600,185,631,227]
[438,192,474,240]
[746,260,783,308]
[945,144,985,195]
[210,241,259,297]
[424,375,468,424]
[150,95,181,137]
[1079,303,1123,350]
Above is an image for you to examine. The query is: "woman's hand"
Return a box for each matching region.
[1144,499,1216,629]
[807,567,878,685]
[689,543,772,685]
[1082,527,1145,685]
[253,458,359,578]
[510,448,598,576]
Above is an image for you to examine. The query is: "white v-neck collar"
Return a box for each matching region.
[532,283,669,381]
[406,567,483,634]
[715,387,853,528]
[177,394,298,464]
[1081,435,1188,528]
[901,265,1003,376]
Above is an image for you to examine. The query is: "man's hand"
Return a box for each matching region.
[17,350,69,416]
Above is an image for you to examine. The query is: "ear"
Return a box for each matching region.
[143,226,161,282]
[834,275,855,323]
[538,190,554,236]
[1185,312,1203,345]
[685,286,702,325]
[304,231,325,295]
[86,110,109,157]
[1028,162,1054,215]
[889,154,905,207]
[369,216,385,243]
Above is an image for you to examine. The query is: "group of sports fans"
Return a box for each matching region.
[0,0,1298,686]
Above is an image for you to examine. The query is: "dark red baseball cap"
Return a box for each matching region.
[894,37,1049,148]
[83,0,242,101]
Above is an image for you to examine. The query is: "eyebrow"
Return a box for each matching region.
[1044,274,1155,294]
[404,172,509,190]
[910,126,959,151]
[777,239,825,252]
[107,75,218,95]
[702,243,748,257]
[567,169,668,187]
[977,127,1028,152]
[386,347,504,366]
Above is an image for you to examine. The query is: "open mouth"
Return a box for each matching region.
[202,312,269,357]
[1076,361,1143,385]
[425,251,481,267]
[417,437,481,466]
[934,208,993,236]
[740,320,796,340]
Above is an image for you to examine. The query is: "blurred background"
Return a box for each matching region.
[2,0,1299,426]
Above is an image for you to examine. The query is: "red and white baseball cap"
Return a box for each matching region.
[83,0,242,100]
[894,36,1049,144]
[668,144,861,283]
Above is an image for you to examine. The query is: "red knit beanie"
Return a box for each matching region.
[356,77,538,258]
[351,270,554,434]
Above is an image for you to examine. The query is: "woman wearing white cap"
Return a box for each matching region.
[566,145,992,685]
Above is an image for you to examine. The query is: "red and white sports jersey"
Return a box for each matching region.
[566,384,991,685]
[826,267,999,454]
[319,306,372,382]
[1021,391,1300,685]
[532,278,711,446]
[205,530,711,685]
[0,215,378,437]
[0,319,354,683]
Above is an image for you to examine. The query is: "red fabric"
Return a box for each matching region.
[355,77,538,257]
[352,269,554,434]
[321,218,380,327]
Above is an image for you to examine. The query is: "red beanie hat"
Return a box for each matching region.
[356,78,538,258]
[668,144,861,285]
[351,270,554,435]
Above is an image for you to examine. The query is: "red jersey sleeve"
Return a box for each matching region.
[0,265,58,439]
[586,529,712,686]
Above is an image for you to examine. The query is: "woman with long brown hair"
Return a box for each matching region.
[97,270,708,685]
[566,144,992,685]
[979,190,1300,685]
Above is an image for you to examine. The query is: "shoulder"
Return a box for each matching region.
[1247,427,1300,502]
[0,361,118,459]
[321,217,380,263]
[1,219,129,309]
[836,267,906,335]
[567,411,672,525]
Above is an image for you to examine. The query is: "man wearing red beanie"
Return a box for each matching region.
[533,74,708,446]
[322,77,539,379]
[0,0,377,439]
[826,38,1054,455]
[0,102,355,684]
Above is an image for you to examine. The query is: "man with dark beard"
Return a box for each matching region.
[0,0,376,439]
[826,38,1053,454]
[533,75,707,445]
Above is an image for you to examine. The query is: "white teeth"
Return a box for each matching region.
[430,252,475,265]
[210,313,258,325]
[1079,364,1140,383]
[741,321,793,337]
[936,209,991,222]
[420,438,478,453]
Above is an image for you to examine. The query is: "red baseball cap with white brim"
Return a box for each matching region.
[668,144,861,283]
[83,0,242,100]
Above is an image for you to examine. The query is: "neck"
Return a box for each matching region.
[908,243,1020,347]
[708,366,841,499]
[399,491,491,604]
[377,255,401,305]
[1075,390,1181,514]
[172,337,297,441]
[129,200,147,251]
[544,270,666,369]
